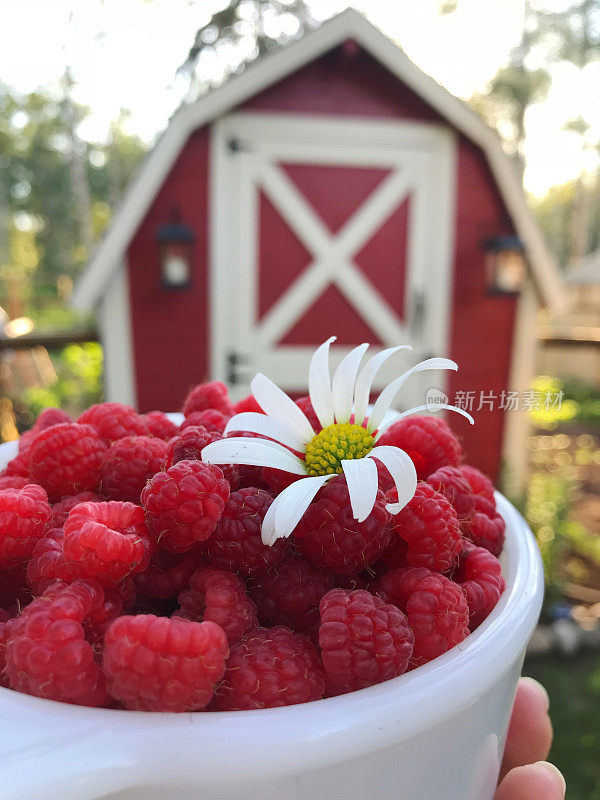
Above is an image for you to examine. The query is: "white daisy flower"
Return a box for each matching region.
[202,337,474,546]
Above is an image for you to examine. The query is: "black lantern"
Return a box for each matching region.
[156,213,195,289]
[483,235,526,295]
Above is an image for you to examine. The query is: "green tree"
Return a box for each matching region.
[179,0,316,95]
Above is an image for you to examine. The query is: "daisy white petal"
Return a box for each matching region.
[202,438,307,475]
[374,403,475,441]
[251,373,314,443]
[331,343,369,423]
[367,357,458,433]
[353,345,411,426]
[368,446,417,514]
[261,475,330,545]
[341,457,379,522]
[224,412,306,451]
[308,336,336,429]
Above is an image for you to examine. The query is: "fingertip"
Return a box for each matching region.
[518,677,550,712]
[534,762,566,796]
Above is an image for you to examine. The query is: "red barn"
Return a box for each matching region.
[73,10,563,487]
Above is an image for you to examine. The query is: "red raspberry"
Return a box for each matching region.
[0,475,30,491]
[0,615,15,687]
[249,554,335,639]
[181,409,230,434]
[453,545,505,630]
[165,425,220,468]
[384,482,462,572]
[3,450,30,477]
[176,566,257,644]
[27,423,107,501]
[6,579,108,706]
[100,435,167,503]
[63,501,153,584]
[295,395,322,433]
[206,487,285,577]
[294,475,392,575]
[377,415,461,480]
[462,495,505,556]
[319,588,414,695]
[0,484,51,567]
[260,467,300,495]
[103,614,228,711]
[374,459,395,492]
[141,461,230,553]
[17,429,37,452]
[33,407,72,432]
[233,394,264,414]
[27,528,71,592]
[216,626,324,710]
[183,381,234,418]
[50,491,104,528]
[376,567,469,667]
[460,465,495,503]
[135,550,200,600]
[141,411,178,441]
[78,402,148,444]
[427,466,475,522]
[84,582,132,649]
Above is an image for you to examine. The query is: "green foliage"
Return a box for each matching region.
[525,651,600,800]
[18,342,103,425]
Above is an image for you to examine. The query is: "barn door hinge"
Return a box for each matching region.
[226,351,250,385]
[410,290,427,338]
[227,137,251,154]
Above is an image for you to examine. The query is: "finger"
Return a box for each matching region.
[495,762,565,800]
[500,677,553,780]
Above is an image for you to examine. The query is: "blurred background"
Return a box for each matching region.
[0,1,599,795]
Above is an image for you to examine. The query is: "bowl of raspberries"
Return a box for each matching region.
[0,341,543,800]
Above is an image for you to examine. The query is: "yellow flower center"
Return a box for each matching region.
[304,423,374,477]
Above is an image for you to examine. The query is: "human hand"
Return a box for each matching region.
[495,677,565,799]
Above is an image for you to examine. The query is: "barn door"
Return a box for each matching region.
[211,113,456,407]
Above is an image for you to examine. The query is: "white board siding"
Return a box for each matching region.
[98,264,137,407]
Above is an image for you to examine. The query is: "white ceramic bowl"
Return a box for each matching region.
[0,440,544,800]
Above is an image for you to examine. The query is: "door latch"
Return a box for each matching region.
[226,351,250,385]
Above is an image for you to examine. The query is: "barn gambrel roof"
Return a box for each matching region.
[73,9,564,312]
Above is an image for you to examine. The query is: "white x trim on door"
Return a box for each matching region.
[210,113,457,403]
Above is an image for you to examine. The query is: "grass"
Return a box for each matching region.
[524,651,600,799]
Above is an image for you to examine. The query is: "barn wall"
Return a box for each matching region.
[126,45,517,479]
[126,131,211,412]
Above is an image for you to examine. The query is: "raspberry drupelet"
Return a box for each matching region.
[182,381,234,418]
[100,435,167,504]
[0,484,51,567]
[206,487,286,578]
[180,409,230,434]
[384,482,462,573]
[249,553,335,640]
[377,415,461,480]
[5,579,108,706]
[51,491,104,528]
[376,567,470,668]
[453,545,505,630]
[164,426,241,493]
[293,474,392,576]
[215,626,325,710]
[141,411,178,441]
[103,614,229,711]
[134,549,200,600]
[460,464,496,503]
[462,495,506,557]
[176,565,257,644]
[28,423,107,501]
[427,465,475,523]
[319,588,414,695]
[78,402,149,444]
[141,460,230,553]
[63,501,153,585]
